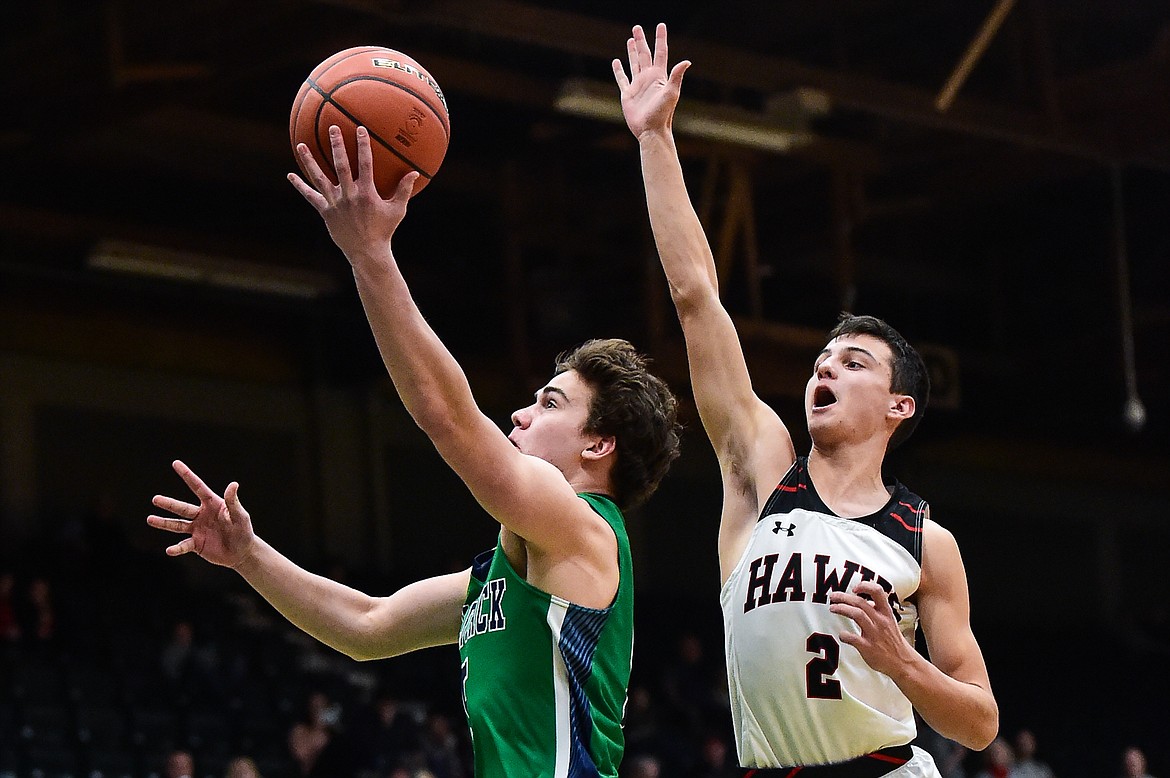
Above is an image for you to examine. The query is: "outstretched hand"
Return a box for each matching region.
[612,23,690,140]
[147,460,256,569]
[287,124,418,261]
[828,580,916,679]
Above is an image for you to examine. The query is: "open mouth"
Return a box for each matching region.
[812,385,837,409]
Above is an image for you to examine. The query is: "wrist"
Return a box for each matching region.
[885,642,926,688]
[230,536,263,575]
[636,126,675,148]
[345,242,394,268]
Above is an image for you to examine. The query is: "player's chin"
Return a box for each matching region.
[806,415,844,445]
[806,407,832,428]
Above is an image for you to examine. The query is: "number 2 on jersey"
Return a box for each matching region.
[806,632,842,699]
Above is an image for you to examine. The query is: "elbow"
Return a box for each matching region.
[339,645,368,662]
[926,687,998,751]
[672,284,719,323]
[337,632,395,663]
[410,396,468,443]
[973,710,1000,752]
[961,700,1000,752]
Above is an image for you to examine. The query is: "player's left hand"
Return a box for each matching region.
[828,580,915,679]
[288,124,418,260]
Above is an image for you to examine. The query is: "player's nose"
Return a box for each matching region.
[511,406,531,428]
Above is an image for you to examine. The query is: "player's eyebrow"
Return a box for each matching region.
[535,386,571,403]
[841,345,877,361]
[816,345,879,362]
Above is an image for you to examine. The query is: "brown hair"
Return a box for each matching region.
[555,339,682,509]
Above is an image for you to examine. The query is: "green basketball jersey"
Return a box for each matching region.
[458,493,634,778]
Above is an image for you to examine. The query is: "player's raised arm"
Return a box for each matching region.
[615,24,794,560]
[287,126,609,560]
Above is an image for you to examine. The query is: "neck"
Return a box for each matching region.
[565,463,614,499]
[806,438,889,514]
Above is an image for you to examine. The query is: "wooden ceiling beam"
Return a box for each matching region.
[393,0,1170,169]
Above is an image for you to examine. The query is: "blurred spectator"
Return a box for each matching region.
[354,690,424,774]
[939,740,971,778]
[974,738,1014,778]
[164,749,195,778]
[288,689,352,777]
[421,711,465,778]
[623,753,662,778]
[224,756,263,778]
[623,685,663,758]
[914,715,968,778]
[1010,729,1054,778]
[659,631,710,732]
[21,576,56,643]
[0,571,21,641]
[160,618,221,700]
[1121,746,1157,778]
[160,619,197,681]
[685,733,738,778]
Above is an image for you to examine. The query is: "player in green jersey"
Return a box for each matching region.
[148,125,681,778]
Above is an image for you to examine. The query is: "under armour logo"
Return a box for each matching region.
[772,521,797,536]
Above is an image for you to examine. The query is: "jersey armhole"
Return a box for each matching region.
[469,548,495,584]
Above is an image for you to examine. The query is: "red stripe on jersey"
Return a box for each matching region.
[777,484,798,492]
[868,752,910,765]
[888,512,923,533]
[898,501,924,514]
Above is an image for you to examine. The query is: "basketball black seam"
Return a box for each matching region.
[308,84,435,180]
[310,74,450,139]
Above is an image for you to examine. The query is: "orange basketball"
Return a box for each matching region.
[290,46,450,197]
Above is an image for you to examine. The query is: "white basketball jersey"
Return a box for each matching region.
[720,458,926,768]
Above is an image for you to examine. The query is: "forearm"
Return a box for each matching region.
[638,128,719,305]
[892,652,999,750]
[638,127,769,448]
[233,537,395,659]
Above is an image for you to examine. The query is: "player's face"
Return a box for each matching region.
[805,334,903,445]
[508,370,597,472]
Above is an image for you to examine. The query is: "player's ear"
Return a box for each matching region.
[888,394,915,421]
[583,435,616,461]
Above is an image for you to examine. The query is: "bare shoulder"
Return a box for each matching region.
[922,514,958,547]
[920,515,969,597]
[525,493,620,609]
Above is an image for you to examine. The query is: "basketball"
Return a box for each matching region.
[290,46,450,197]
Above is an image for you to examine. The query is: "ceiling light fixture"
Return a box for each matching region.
[554,78,828,154]
[87,239,336,299]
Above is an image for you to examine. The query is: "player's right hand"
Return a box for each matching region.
[612,23,690,140]
[147,459,257,569]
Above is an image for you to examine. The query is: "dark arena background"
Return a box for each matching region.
[1,2,1168,777]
